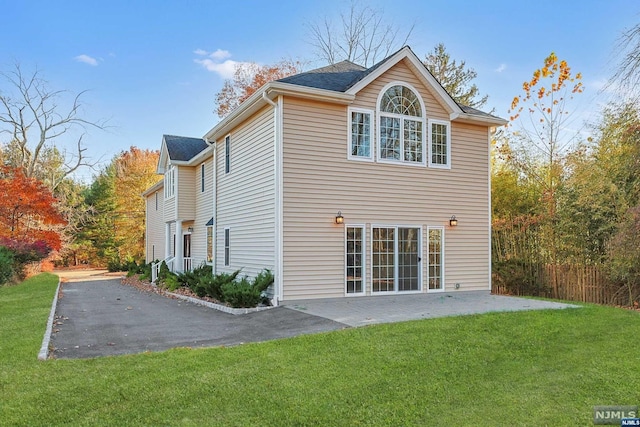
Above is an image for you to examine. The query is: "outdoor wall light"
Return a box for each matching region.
[187,227,194,232]
[335,211,344,224]
[449,215,458,227]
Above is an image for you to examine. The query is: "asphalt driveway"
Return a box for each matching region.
[50,270,577,359]
[51,278,346,359]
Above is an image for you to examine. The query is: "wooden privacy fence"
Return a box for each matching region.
[492,263,636,306]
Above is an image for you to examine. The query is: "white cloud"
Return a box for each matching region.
[193,48,208,56]
[194,58,240,79]
[495,63,507,73]
[75,54,98,66]
[209,49,231,60]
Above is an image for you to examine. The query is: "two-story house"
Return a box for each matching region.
[144,46,507,305]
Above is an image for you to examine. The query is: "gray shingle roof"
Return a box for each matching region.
[277,60,366,92]
[277,46,500,120]
[163,135,208,161]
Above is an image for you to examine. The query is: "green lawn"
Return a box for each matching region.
[1,274,638,426]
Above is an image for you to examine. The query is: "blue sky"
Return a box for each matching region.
[2,0,639,182]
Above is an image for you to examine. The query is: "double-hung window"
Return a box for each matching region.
[378,84,426,165]
[224,136,230,174]
[164,167,175,199]
[224,228,230,266]
[428,119,451,168]
[348,108,374,161]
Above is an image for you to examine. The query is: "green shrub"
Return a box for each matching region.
[221,276,262,308]
[163,273,180,292]
[176,263,213,292]
[0,246,15,285]
[157,261,170,282]
[139,262,153,281]
[252,269,274,293]
[197,269,241,300]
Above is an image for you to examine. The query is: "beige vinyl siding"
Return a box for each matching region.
[281,62,491,300]
[145,189,165,263]
[192,158,214,267]
[215,106,275,278]
[176,166,196,221]
[163,194,176,223]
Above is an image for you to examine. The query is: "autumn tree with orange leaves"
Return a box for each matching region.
[214,60,302,118]
[0,166,66,250]
[493,52,584,291]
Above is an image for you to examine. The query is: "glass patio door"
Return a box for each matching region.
[372,226,421,293]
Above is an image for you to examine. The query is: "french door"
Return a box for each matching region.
[372,226,421,293]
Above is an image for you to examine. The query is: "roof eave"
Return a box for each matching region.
[204,82,355,142]
[141,179,164,197]
[450,111,508,127]
[345,46,463,115]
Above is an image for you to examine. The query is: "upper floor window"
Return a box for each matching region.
[378,84,426,165]
[200,163,206,192]
[164,167,175,199]
[348,108,374,161]
[428,119,451,169]
[224,136,230,174]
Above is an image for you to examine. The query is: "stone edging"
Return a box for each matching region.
[155,286,274,315]
[38,279,61,360]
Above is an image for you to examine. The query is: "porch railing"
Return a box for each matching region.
[151,257,174,283]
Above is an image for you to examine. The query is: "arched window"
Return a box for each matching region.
[378,84,425,164]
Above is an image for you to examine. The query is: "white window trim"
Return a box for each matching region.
[206,225,213,265]
[376,81,427,167]
[200,163,205,192]
[223,227,230,266]
[164,166,176,199]
[344,224,366,296]
[347,108,374,162]
[427,226,445,293]
[428,119,452,169]
[369,224,423,295]
[224,135,230,175]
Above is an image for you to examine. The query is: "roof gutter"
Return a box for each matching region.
[204,82,355,142]
[449,112,508,127]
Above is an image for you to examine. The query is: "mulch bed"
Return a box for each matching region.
[120,275,228,306]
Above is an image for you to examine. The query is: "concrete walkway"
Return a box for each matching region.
[283,291,578,327]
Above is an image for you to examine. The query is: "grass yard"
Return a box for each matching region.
[1,274,639,426]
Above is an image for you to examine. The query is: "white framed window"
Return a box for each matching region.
[371,225,422,293]
[345,225,365,294]
[348,108,374,161]
[206,226,213,264]
[224,227,230,266]
[428,119,451,169]
[164,167,176,199]
[377,83,426,166]
[224,135,230,174]
[201,163,205,192]
[427,226,445,291]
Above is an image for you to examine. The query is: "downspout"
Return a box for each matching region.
[262,91,283,306]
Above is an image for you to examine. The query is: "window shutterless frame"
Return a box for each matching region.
[345,225,366,295]
[428,119,451,169]
[427,226,445,292]
[347,108,374,162]
[224,135,230,174]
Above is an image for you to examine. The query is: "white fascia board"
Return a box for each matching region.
[141,179,164,197]
[449,112,508,127]
[266,82,355,104]
[203,82,355,143]
[157,137,170,174]
[186,144,214,166]
[346,46,463,115]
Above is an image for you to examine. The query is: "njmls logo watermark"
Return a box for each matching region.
[593,405,638,425]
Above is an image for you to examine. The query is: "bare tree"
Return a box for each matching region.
[0,63,107,189]
[307,0,414,67]
[610,22,640,100]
